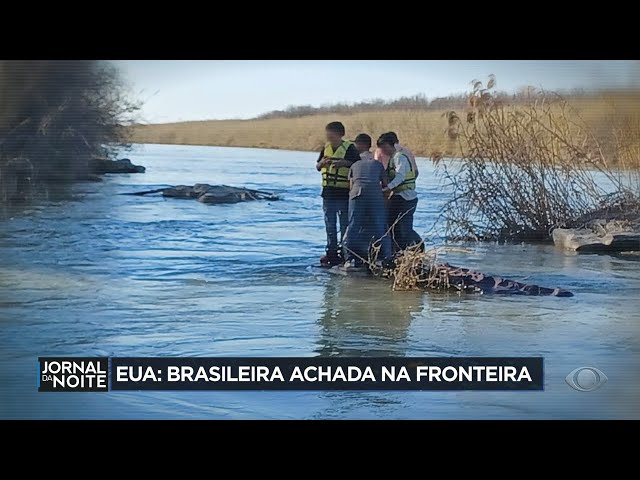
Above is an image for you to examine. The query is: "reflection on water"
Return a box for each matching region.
[1,144,639,419]
[316,277,422,356]
[314,278,423,418]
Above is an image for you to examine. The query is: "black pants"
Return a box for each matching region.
[387,195,421,252]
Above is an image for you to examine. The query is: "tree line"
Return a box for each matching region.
[254,87,593,120]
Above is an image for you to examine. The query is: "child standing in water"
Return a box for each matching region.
[316,122,361,266]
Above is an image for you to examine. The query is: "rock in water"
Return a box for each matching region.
[125,184,279,205]
[196,185,249,204]
[558,195,640,253]
[553,222,640,253]
[90,158,146,174]
[440,263,574,297]
[162,185,197,199]
[192,184,212,196]
[199,192,246,204]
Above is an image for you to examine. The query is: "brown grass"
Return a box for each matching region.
[130,110,452,156]
[129,92,640,162]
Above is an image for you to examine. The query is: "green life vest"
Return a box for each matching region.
[321,140,353,189]
[387,152,416,193]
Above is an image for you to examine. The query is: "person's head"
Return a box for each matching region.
[354,133,372,154]
[376,133,396,156]
[386,131,399,145]
[325,121,346,146]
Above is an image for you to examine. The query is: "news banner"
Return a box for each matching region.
[38,357,543,392]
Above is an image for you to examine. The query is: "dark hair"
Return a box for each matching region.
[325,121,345,136]
[386,131,399,144]
[377,133,396,148]
[354,133,372,149]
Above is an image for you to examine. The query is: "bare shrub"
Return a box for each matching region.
[0,61,140,202]
[436,77,640,241]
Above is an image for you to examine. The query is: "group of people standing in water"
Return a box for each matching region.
[316,121,421,268]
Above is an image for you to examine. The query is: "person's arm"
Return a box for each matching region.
[332,144,360,168]
[316,149,329,171]
[379,164,389,188]
[384,154,409,192]
[348,165,354,189]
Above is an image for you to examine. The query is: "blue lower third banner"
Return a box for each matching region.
[39,357,543,391]
[115,357,543,391]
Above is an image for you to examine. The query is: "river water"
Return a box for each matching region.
[1,144,639,419]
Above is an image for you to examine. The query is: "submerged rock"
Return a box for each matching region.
[440,263,573,297]
[556,193,640,253]
[334,260,574,297]
[196,185,253,204]
[90,158,146,175]
[553,220,640,253]
[128,184,279,205]
[198,191,247,204]
[162,185,198,199]
[192,184,213,197]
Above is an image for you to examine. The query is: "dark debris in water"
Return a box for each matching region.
[387,246,574,297]
[442,263,574,297]
[125,184,279,205]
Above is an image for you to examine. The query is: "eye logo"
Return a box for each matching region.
[565,367,608,392]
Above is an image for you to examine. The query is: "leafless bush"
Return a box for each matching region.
[436,76,640,241]
[0,61,140,202]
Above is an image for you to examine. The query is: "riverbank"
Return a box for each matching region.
[129,93,640,163]
[0,157,145,205]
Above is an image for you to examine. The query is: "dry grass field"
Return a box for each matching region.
[129,91,640,164]
[130,110,449,155]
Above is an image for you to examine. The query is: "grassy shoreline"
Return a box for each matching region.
[129,94,640,165]
[129,110,460,157]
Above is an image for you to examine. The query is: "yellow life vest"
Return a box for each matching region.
[321,140,353,189]
[387,152,416,193]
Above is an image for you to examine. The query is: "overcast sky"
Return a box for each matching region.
[114,60,639,123]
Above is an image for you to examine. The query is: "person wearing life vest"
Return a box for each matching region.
[373,131,418,176]
[316,121,361,266]
[378,133,422,252]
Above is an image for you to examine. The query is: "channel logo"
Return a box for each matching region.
[38,357,109,392]
[565,367,608,392]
